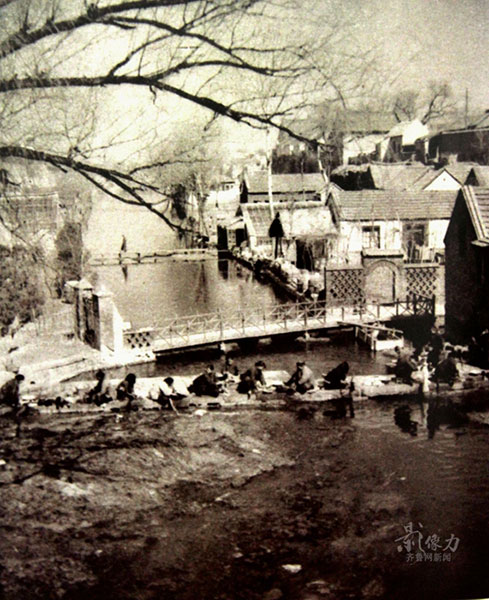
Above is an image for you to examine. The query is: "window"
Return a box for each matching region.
[403,222,427,262]
[362,226,380,249]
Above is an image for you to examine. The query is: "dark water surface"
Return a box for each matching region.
[354,400,489,599]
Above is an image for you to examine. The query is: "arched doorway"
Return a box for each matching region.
[365,261,397,304]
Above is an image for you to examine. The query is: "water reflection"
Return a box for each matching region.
[392,398,471,440]
[217,258,228,280]
[94,258,285,329]
[426,400,469,439]
[394,404,418,436]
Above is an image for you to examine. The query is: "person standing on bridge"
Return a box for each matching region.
[268,212,284,259]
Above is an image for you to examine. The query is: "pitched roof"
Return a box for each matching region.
[240,201,336,238]
[462,186,489,244]
[277,111,396,141]
[329,189,458,221]
[469,166,489,187]
[418,164,475,189]
[245,171,326,194]
[368,164,435,190]
[444,163,476,184]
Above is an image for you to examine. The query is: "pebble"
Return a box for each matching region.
[282,563,302,574]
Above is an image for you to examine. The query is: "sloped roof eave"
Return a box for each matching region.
[463,186,487,241]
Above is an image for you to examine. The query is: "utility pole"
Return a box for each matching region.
[267,128,274,219]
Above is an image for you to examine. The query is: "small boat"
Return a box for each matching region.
[355,323,404,352]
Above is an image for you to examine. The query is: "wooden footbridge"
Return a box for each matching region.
[89,248,217,266]
[123,294,435,354]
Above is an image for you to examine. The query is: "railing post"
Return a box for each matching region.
[396,299,399,316]
[341,306,345,321]
[377,303,380,319]
[413,293,417,315]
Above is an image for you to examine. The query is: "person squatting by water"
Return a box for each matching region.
[188,365,220,398]
[157,377,188,412]
[394,347,418,384]
[86,370,113,406]
[116,373,137,409]
[285,361,315,394]
[323,361,349,389]
[237,361,267,396]
[0,372,26,436]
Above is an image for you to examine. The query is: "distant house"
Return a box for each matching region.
[240,171,326,204]
[342,133,386,165]
[273,111,396,169]
[376,120,430,162]
[331,163,434,191]
[420,164,475,191]
[238,201,337,267]
[444,186,489,341]
[325,188,458,265]
[206,179,240,233]
[429,112,489,164]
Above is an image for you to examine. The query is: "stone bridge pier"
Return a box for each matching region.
[66,280,124,354]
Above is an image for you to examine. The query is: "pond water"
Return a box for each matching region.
[355,400,489,599]
[94,258,288,329]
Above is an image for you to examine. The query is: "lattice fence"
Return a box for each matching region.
[123,329,155,349]
[325,267,365,306]
[405,265,438,298]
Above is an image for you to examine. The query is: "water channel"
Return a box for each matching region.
[93,257,489,598]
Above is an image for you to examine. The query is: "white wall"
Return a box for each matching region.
[330,219,447,264]
[428,219,449,249]
[424,172,461,191]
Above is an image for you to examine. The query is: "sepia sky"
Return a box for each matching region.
[352,0,489,109]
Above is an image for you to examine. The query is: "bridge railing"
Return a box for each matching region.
[123,293,435,350]
[147,302,328,342]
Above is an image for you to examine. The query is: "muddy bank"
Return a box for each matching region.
[3,406,489,600]
[0,410,416,600]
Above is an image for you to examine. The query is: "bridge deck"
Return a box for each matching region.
[124,295,434,354]
[90,248,217,266]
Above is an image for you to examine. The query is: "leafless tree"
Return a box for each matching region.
[0,0,382,231]
[392,80,456,125]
